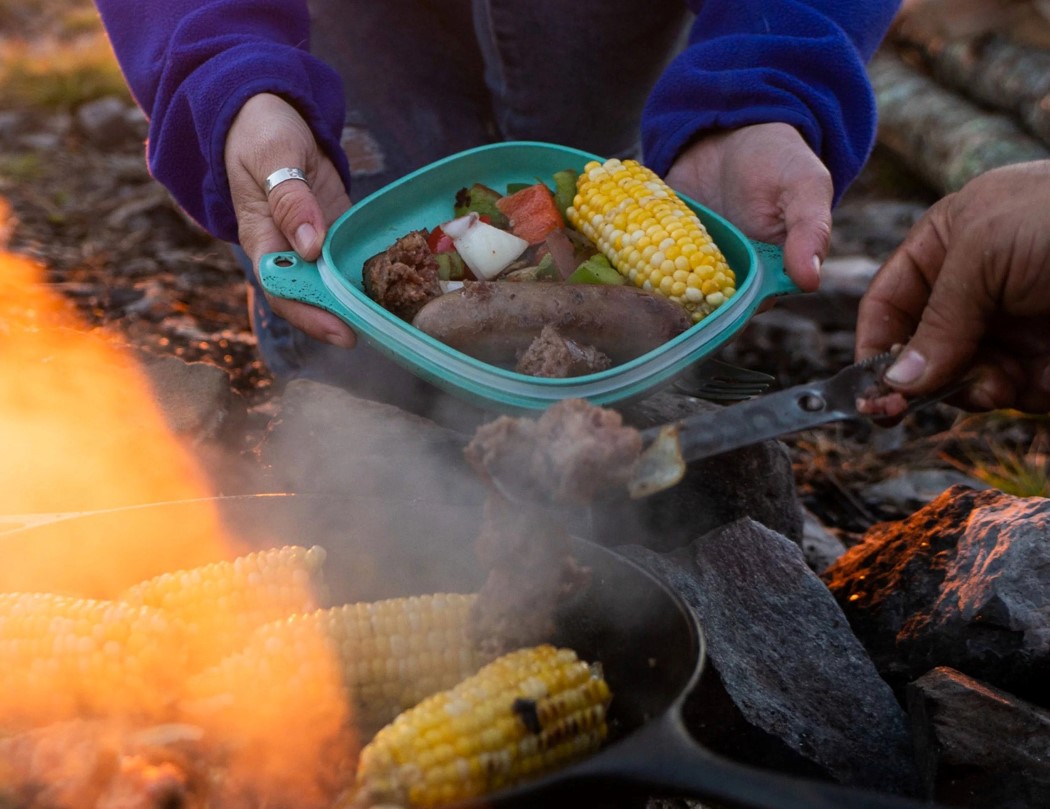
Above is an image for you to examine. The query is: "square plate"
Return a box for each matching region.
[260,141,795,413]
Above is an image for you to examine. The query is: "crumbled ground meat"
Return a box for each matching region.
[464,398,644,505]
[361,230,443,321]
[464,399,644,653]
[469,495,591,656]
[515,325,612,378]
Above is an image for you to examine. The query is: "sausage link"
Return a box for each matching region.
[411,281,693,365]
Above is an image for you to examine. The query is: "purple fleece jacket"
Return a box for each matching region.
[643,0,902,205]
[94,0,899,244]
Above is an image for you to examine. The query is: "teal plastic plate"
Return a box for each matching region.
[259,141,797,413]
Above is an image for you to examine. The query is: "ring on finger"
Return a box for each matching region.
[264,167,310,195]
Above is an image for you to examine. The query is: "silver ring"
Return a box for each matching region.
[264,167,310,195]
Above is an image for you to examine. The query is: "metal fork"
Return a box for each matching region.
[674,358,776,401]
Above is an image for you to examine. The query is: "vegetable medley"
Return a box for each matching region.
[360,158,737,379]
[421,158,736,322]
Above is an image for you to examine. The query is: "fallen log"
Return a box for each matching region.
[892,14,1050,149]
[894,0,1050,48]
[869,50,1050,195]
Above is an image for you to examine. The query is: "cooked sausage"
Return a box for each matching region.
[410,281,693,365]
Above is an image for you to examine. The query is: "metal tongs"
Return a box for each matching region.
[629,352,967,498]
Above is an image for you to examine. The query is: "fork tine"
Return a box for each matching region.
[674,358,775,401]
[700,358,777,384]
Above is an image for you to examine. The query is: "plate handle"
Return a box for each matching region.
[258,251,356,322]
[748,239,800,298]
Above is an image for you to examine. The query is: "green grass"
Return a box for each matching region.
[0,36,129,111]
[0,152,44,183]
[946,414,1050,498]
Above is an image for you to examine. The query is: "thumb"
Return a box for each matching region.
[781,187,831,293]
[264,168,327,260]
[773,134,833,293]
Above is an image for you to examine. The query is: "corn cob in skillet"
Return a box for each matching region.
[120,544,327,669]
[349,644,612,809]
[0,592,188,727]
[183,592,487,738]
[567,158,735,322]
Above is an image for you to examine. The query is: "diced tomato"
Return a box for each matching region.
[426,225,456,253]
[495,183,566,245]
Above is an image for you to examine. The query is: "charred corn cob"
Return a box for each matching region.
[0,593,188,727]
[120,544,326,669]
[567,158,735,322]
[183,593,485,738]
[350,644,612,809]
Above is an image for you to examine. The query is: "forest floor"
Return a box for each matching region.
[1,0,1046,545]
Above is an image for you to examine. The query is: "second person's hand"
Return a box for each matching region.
[855,161,1050,413]
[224,93,356,348]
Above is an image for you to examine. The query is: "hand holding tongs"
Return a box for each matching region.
[628,352,967,498]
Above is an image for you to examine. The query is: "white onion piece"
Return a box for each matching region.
[441,213,528,280]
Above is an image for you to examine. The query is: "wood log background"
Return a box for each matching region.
[872,0,1050,194]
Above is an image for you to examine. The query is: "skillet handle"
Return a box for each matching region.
[749,239,799,299]
[572,714,933,809]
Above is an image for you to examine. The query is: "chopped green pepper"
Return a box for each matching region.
[535,252,559,281]
[552,169,579,218]
[567,253,625,285]
[434,251,468,281]
[453,183,509,229]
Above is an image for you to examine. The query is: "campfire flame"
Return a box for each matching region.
[0,246,229,593]
[0,224,352,807]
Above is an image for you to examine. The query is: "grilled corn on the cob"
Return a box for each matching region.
[120,544,326,669]
[0,593,188,726]
[183,593,486,737]
[567,158,735,322]
[351,644,612,809]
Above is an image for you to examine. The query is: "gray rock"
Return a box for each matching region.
[139,353,244,444]
[593,390,804,551]
[774,255,880,332]
[861,468,989,512]
[257,378,485,506]
[75,96,139,147]
[830,200,929,259]
[620,519,920,795]
[908,666,1050,807]
[820,255,882,297]
[0,110,25,139]
[801,508,847,573]
[825,485,1050,704]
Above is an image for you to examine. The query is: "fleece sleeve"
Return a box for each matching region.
[642,0,901,204]
[93,0,351,243]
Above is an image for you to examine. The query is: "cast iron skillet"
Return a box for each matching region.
[2,494,936,809]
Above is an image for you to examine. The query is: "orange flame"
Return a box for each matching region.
[0,246,233,594]
[0,202,354,806]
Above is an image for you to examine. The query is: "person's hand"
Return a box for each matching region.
[855,161,1050,414]
[224,93,356,348]
[664,122,832,293]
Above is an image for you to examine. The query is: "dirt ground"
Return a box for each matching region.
[1,1,1046,544]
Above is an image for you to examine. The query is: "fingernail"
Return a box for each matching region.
[324,329,354,349]
[811,255,822,280]
[884,349,926,386]
[294,223,317,254]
